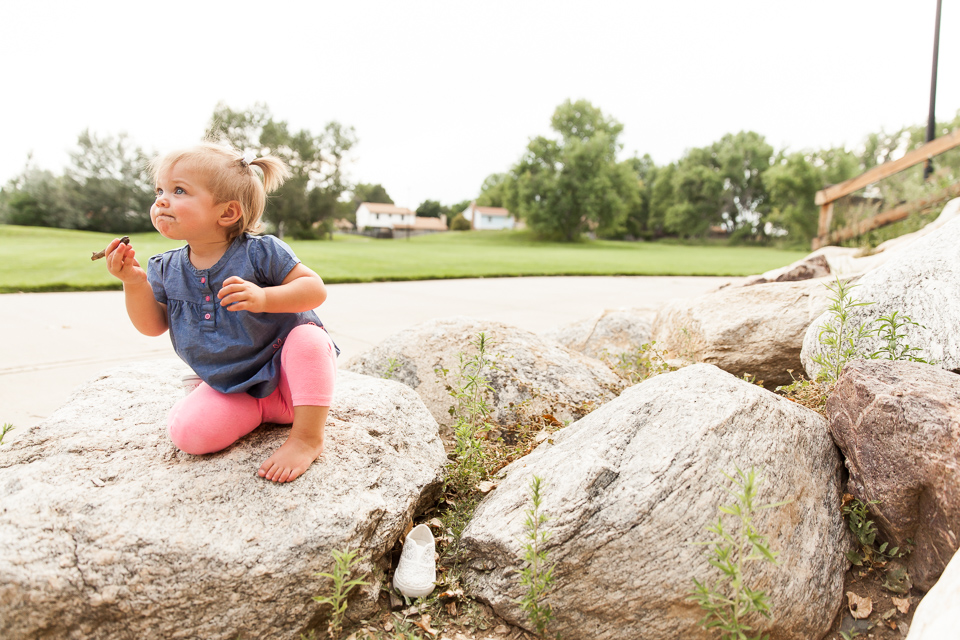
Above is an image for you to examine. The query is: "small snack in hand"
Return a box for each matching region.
[91,236,130,261]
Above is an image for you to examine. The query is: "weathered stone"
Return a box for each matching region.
[650,279,830,386]
[344,316,620,427]
[743,253,831,286]
[0,361,446,640]
[802,213,960,380]
[828,360,960,590]
[461,364,848,640]
[543,308,655,360]
[906,547,960,640]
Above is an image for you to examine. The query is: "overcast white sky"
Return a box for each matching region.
[2,0,956,209]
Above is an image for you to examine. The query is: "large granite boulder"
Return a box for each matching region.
[461,364,849,640]
[650,279,830,387]
[906,548,960,640]
[344,316,621,427]
[802,214,960,380]
[0,362,446,640]
[828,360,960,591]
[543,308,655,360]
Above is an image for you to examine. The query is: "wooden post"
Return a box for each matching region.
[814,202,834,249]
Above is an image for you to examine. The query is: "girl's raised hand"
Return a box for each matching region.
[218,276,267,313]
[104,238,146,284]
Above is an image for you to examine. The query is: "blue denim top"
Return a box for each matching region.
[147,233,329,398]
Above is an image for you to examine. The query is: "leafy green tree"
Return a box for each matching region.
[416,199,446,218]
[506,99,640,241]
[623,154,656,238]
[653,131,772,239]
[63,130,156,233]
[475,172,513,208]
[205,102,356,239]
[763,152,823,245]
[352,183,393,206]
[0,131,154,233]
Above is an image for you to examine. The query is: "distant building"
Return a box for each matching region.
[355,202,416,231]
[355,202,448,238]
[461,202,516,230]
[395,215,448,237]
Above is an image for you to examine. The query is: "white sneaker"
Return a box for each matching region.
[392,524,436,598]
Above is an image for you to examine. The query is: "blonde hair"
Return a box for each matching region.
[150,143,290,241]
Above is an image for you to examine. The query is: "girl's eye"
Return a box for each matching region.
[175,187,185,195]
[155,188,163,197]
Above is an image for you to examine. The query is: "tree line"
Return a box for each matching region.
[477,99,960,245]
[2,100,958,245]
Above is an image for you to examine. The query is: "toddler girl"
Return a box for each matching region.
[104,143,337,483]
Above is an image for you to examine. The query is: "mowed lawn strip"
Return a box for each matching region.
[0,225,809,293]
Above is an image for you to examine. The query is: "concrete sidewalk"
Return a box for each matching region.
[0,276,736,431]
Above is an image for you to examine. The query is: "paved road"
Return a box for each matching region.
[0,276,737,431]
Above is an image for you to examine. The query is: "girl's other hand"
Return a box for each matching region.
[105,238,146,284]
[218,276,267,313]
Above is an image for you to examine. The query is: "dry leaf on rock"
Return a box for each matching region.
[892,596,910,614]
[846,591,873,619]
[477,481,496,493]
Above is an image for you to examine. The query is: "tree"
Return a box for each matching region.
[0,131,155,233]
[505,99,639,241]
[205,102,356,239]
[416,199,445,218]
[63,130,156,233]
[763,152,824,245]
[475,173,512,208]
[652,131,773,239]
[352,183,393,206]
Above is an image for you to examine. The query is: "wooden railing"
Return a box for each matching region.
[812,128,960,249]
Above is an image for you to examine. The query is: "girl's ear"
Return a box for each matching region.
[218,201,243,228]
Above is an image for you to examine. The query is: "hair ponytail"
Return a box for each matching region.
[249,156,290,194]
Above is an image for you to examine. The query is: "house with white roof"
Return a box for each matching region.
[461,202,516,230]
[355,202,416,231]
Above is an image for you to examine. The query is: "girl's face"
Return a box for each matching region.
[151,163,229,243]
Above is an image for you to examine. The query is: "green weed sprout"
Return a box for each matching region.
[0,423,13,445]
[871,311,931,363]
[841,497,908,565]
[812,278,875,384]
[312,548,369,640]
[436,332,498,494]
[517,475,557,638]
[381,357,401,380]
[689,467,788,640]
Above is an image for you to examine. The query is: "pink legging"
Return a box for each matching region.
[168,324,337,455]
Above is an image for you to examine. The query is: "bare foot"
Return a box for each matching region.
[259,406,328,483]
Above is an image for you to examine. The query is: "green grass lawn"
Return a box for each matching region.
[0,225,810,293]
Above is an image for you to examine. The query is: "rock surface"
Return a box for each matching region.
[543,308,655,360]
[650,279,830,386]
[0,362,446,640]
[344,316,621,427]
[461,364,849,640]
[828,360,960,591]
[905,548,960,640]
[742,253,831,286]
[802,214,960,380]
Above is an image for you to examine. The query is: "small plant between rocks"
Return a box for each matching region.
[812,278,933,385]
[517,475,558,639]
[841,496,911,568]
[310,549,370,640]
[602,340,675,385]
[689,466,788,640]
[0,423,14,445]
